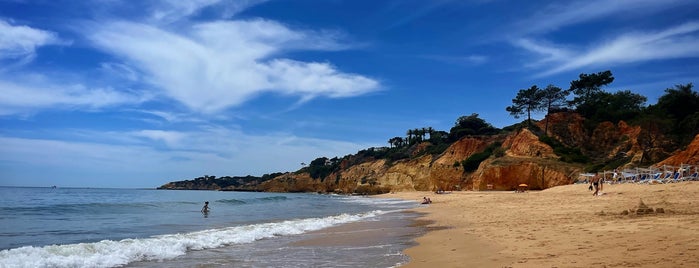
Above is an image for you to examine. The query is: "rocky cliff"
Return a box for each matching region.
[657,134,699,166]
[257,128,583,193]
[159,112,697,193]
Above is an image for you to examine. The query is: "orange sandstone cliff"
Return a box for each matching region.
[161,112,694,193]
[259,112,687,193]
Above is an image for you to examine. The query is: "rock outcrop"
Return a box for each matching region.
[503,129,555,158]
[657,134,699,166]
[161,112,695,194]
[259,127,582,193]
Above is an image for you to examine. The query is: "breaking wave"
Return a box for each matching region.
[0,210,384,268]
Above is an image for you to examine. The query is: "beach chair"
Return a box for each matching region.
[638,174,648,183]
[648,173,664,184]
[673,172,683,182]
[689,172,699,181]
[664,172,680,183]
[663,172,672,180]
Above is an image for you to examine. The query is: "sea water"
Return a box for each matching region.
[0,187,421,267]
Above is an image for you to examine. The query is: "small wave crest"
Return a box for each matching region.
[215,199,246,205]
[256,196,288,202]
[0,211,385,268]
[8,202,159,216]
[341,196,418,207]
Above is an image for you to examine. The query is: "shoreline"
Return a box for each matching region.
[379,182,699,267]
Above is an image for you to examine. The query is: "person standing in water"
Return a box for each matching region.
[201,201,210,213]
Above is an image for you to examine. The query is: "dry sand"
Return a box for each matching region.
[380,181,699,268]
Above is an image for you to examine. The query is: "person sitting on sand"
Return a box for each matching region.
[201,201,210,213]
[422,197,432,204]
[590,175,604,196]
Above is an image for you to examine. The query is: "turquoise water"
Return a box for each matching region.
[0,187,420,267]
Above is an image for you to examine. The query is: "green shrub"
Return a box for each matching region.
[493,147,506,158]
[462,151,490,172]
[461,142,502,172]
[540,135,589,163]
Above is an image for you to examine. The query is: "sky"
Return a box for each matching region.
[1,0,699,188]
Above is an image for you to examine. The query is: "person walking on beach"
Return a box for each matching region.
[590,175,603,196]
[201,201,210,213]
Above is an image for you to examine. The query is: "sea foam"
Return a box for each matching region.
[0,211,383,268]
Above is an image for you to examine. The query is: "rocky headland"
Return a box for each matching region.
[158,111,699,193]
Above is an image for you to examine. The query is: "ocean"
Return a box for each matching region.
[0,187,422,268]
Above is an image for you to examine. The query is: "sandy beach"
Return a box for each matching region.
[381,182,699,268]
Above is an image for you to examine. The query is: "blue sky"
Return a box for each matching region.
[1,0,698,188]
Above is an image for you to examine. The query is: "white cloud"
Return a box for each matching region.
[383,0,455,30]
[132,129,187,146]
[0,78,149,116]
[100,62,140,81]
[419,54,489,65]
[514,0,693,35]
[514,22,699,76]
[264,59,379,97]
[512,39,571,65]
[134,109,208,124]
[0,19,63,63]
[88,19,380,114]
[149,0,268,24]
[150,0,221,23]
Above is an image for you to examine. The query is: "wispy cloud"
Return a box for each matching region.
[148,0,269,24]
[132,109,208,124]
[149,0,221,23]
[383,0,454,30]
[0,21,129,116]
[513,0,693,36]
[131,129,187,147]
[0,19,65,66]
[100,62,140,82]
[0,126,377,186]
[0,76,149,116]
[512,38,573,69]
[88,19,380,114]
[520,22,699,76]
[419,54,488,65]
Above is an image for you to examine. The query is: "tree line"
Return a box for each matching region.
[506,70,699,161]
[298,69,699,179]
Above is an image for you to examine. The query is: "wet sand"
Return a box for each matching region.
[128,210,424,268]
[380,182,699,267]
[293,211,424,248]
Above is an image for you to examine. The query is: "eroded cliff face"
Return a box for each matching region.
[503,128,555,158]
[467,157,578,191]
[260,127,584,193]
[537,111,586,147]
[537,112,670,166]
[258,172,318,192]
[657,134,699,166]
[462,128,578,191]
[243,111,698,193]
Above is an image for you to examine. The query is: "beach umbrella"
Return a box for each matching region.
[517,184,528,192]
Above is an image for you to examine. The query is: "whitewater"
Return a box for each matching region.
[0,187,420,268]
